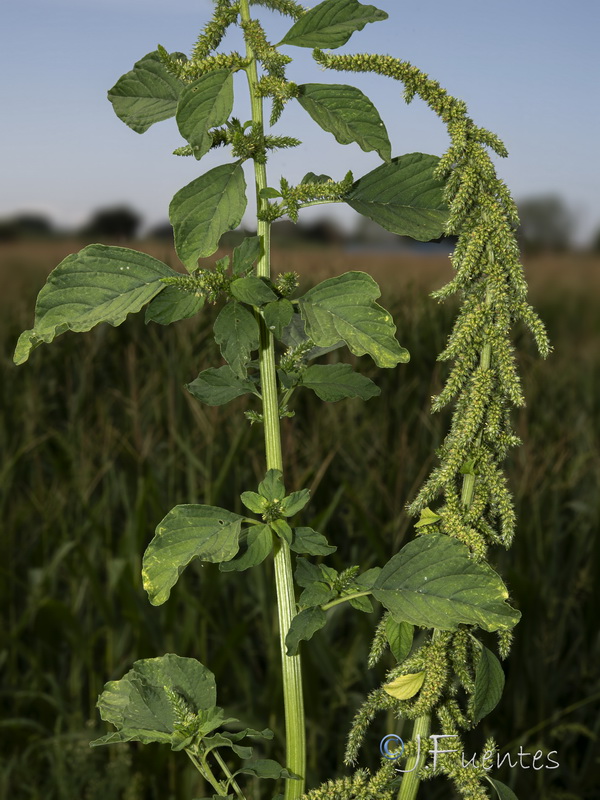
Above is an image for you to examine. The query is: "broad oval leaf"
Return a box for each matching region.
[263,299,294,339]
[219,524,273,573]
[108,51,184,133]
[347,153,448,241]
[232,235,263,275]
[233,758,301,781]
[300,363,380,402]
[384,671,425,700]
[170,162,247,268]
[230,276,278,306]
[280,0,387,49]
[258,469,285,502]
[285,607,327,656]
[145,285,204,325]
[213,301,260,379]
[472,646,505,724]
[290,527,336,556]
[186,365,256,406]
[90,654,216,747]
[14,245,172,365]
[385,617,414,663]
[372,534,521,632]
[297,271,409,368]
[176,70,234,160]
[280,489,310,517]
[142,505,244,605]
[297,83,391,161]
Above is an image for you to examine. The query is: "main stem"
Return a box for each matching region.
[239,2,306,797]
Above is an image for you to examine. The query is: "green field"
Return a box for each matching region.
[1,241,599,800]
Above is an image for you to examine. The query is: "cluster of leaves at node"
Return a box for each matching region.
[90,653,299,798]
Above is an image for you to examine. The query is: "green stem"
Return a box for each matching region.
[213,749,246,800]
[186,749,228,796]
[239,2,306,797]
[396,714,431,800]
[321,591,372,611]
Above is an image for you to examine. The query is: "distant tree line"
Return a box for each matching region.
[0,197,598,252]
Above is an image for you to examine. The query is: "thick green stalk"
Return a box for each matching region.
[396,714,431,800]
[239,2,306,796]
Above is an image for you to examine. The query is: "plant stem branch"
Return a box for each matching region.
[186,748,228,796]
[212,749,246,800]
[239,2,305,797]
[321,591,372,611]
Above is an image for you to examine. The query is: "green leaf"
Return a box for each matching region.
[146,285,205,325]
[290,527,336,556]
[295,557,325,588]
[297,271,409,368]
[385,617,414,663]
[285,607,327,655]
[301,172,332,184]
[348,595,373,613]
[259,187,282,199]
[298,582,335,608]
[219,524,273,572]
[142,505,244,605]
[170,162,247,268]
[240,492,268,514]
[259,469,285,501]
[90,654,216,747]
[107,51,184,133]
[263,299,294,339]
[213,301,260,379]
[347,153,448,241]
[281,312,344,360]
[414,507,442,529]
[230,276,278,306]
[186,365,256,406]
[280,0,387,49]
[14,245,172,365]
[472,646,505,724]
[300,363,380,402]
[270,519,293,545]
[383,671,425,700]
[372,534,521,632]
[176,70,234,160]
[202,731,252,759]
[354,567,382,589]
[487,778,519,800]
[233,758,301,781]
[297,84,391,161]
[281,489,310,517]
[232,236,263,275]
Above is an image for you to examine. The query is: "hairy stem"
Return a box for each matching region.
[239,1,306,796]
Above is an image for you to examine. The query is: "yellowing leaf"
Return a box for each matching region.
[383,671,425,700]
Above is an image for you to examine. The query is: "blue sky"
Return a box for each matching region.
[1,0,599,243]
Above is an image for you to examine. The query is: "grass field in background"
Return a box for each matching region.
[1,240,599,800]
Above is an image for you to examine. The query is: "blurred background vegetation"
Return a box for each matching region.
[1,202,599,800]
